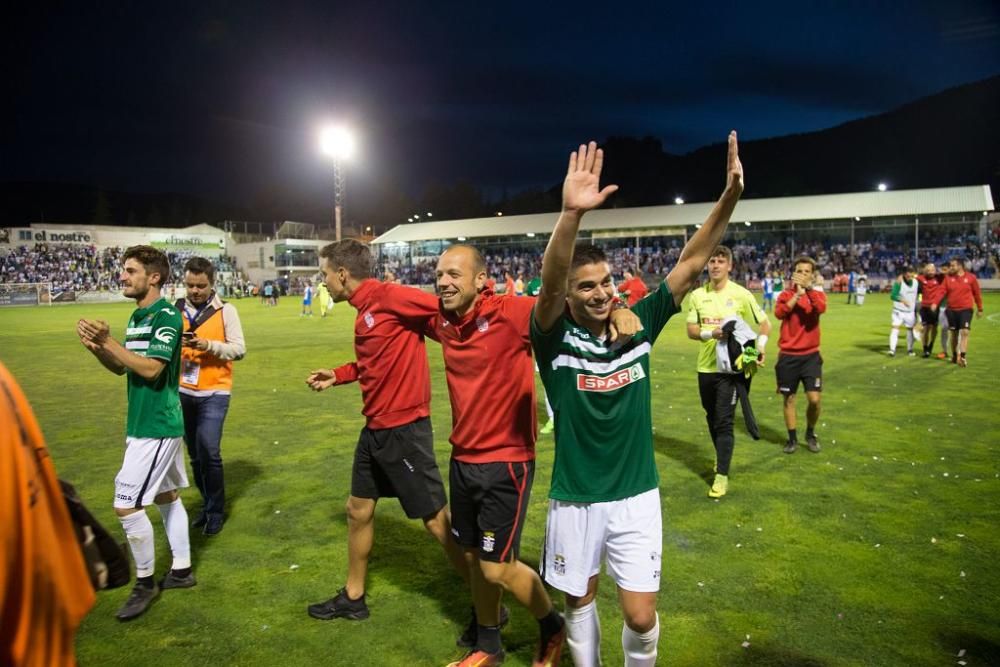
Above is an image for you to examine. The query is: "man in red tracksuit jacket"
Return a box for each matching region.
[929,256,983,367]
[303,239,467,625]
[774,256,827,454]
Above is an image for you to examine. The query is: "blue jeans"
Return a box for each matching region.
[181,393,230,517]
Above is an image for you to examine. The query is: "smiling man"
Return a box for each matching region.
[531,134,743,667]
[77,245,192,621]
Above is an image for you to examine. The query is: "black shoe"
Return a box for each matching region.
[923,350,931,358]
[192,511,207,528]
[160,569,197,590]
[456,605,511,648]
[116,583,159,621]
[783,440,797,454]
[806,435,821,453]
[308,587,370,620]
[203,514,224,536]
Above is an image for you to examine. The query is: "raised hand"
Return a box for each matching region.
[725,131,744,197]
[562,141,619,213]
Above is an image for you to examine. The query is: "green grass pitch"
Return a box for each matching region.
[1,291,998,666]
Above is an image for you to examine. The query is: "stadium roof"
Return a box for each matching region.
[372,185,994,245]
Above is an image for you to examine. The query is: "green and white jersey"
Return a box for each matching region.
[891,278,918,313]
[530,281,680,503]
[124,297,184,438]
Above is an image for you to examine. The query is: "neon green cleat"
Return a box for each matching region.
[708,473,728,498]
[539,420,554,435]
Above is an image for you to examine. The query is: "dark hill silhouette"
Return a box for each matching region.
[2,75,997,228]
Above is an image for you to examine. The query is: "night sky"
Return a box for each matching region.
[4,1,999,212]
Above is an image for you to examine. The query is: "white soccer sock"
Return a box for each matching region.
[906,329,916,351]
[157,498,192,570]
[120,510,156,578]
[566,600,602,667]
[889,328,899,352]
[622,614,659,667]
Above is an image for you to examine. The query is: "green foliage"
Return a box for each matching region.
[1,292,997,666]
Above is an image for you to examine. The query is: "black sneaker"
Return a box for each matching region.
[456,605,511,648]
[308,587,370,620]
[160,569,197,590]
[116,583,159,621]
[191,511,207,528]
[203,514,224,536]
[783,440,797,454]
[806,435,821,453]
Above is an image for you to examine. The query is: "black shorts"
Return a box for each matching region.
[449,458,534,563]
[946,308,973,331]
[919,306,939,326]
[775,352,823,395]
[351,417,447,519]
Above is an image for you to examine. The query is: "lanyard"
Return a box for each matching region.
[185,297,211,330]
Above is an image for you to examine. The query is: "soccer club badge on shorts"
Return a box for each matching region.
[553,554,566,576]
[481,531,496,553]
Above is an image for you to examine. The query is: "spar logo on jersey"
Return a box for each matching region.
[576,362,646,392]
[154,326,178,344]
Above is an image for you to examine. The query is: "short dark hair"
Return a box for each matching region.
[319,239,372,279]
[184,256,216,283]
[900,265,914,274]
[443,244,486,273]
[712,246,733,262]
[123,245,170,288]
[571,244,608,272]
[792,255,817,272]
[950,256,966,266]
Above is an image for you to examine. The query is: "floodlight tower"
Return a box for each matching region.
[319,126,356,241]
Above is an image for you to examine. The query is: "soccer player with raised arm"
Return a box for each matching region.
[531,134,743,667]
[77,245,193,621]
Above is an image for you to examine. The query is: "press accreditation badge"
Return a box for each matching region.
[181,359,201,385]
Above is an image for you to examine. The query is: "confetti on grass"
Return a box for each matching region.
[741,634,751,648]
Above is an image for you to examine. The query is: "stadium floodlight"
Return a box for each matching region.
[526,232,536,237]
[319,125,356,241]
[744,221,751,227]
[426,212,433,217]
[496,211,503,216]
[319,126,355,160]
[457,236,467,241]
[984,211,989,216]
[674,197,685,205]
[407,217,414,222]
[854,216,861,221]
[877,183,888,191]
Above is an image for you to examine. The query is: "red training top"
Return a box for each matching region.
[774,287,827,355]
[427,291,537,464]
[620,277,649,306]
[331,279,437,430]
[934,272,983,311]
[916,273,946,306]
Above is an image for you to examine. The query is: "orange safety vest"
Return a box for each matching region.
[180,303,235,392]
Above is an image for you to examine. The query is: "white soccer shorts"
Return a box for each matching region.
[114,436,188,509]
[891,309,916,328]
[543,487,662,596]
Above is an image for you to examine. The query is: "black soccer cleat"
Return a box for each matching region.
[160,569,197,590]
[308,587,370,620]
[116,583,160,621]
[806,435,821,453]
[783,440,797,454]
[456,604,511,648]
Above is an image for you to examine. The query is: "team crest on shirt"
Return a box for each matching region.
[726,298,734,308]
[577,362,646,392]
[553,554,566,575]
[154,326,177,344]
[476,316,489,332]
[482,531,496,553]
[364,312,375,328]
